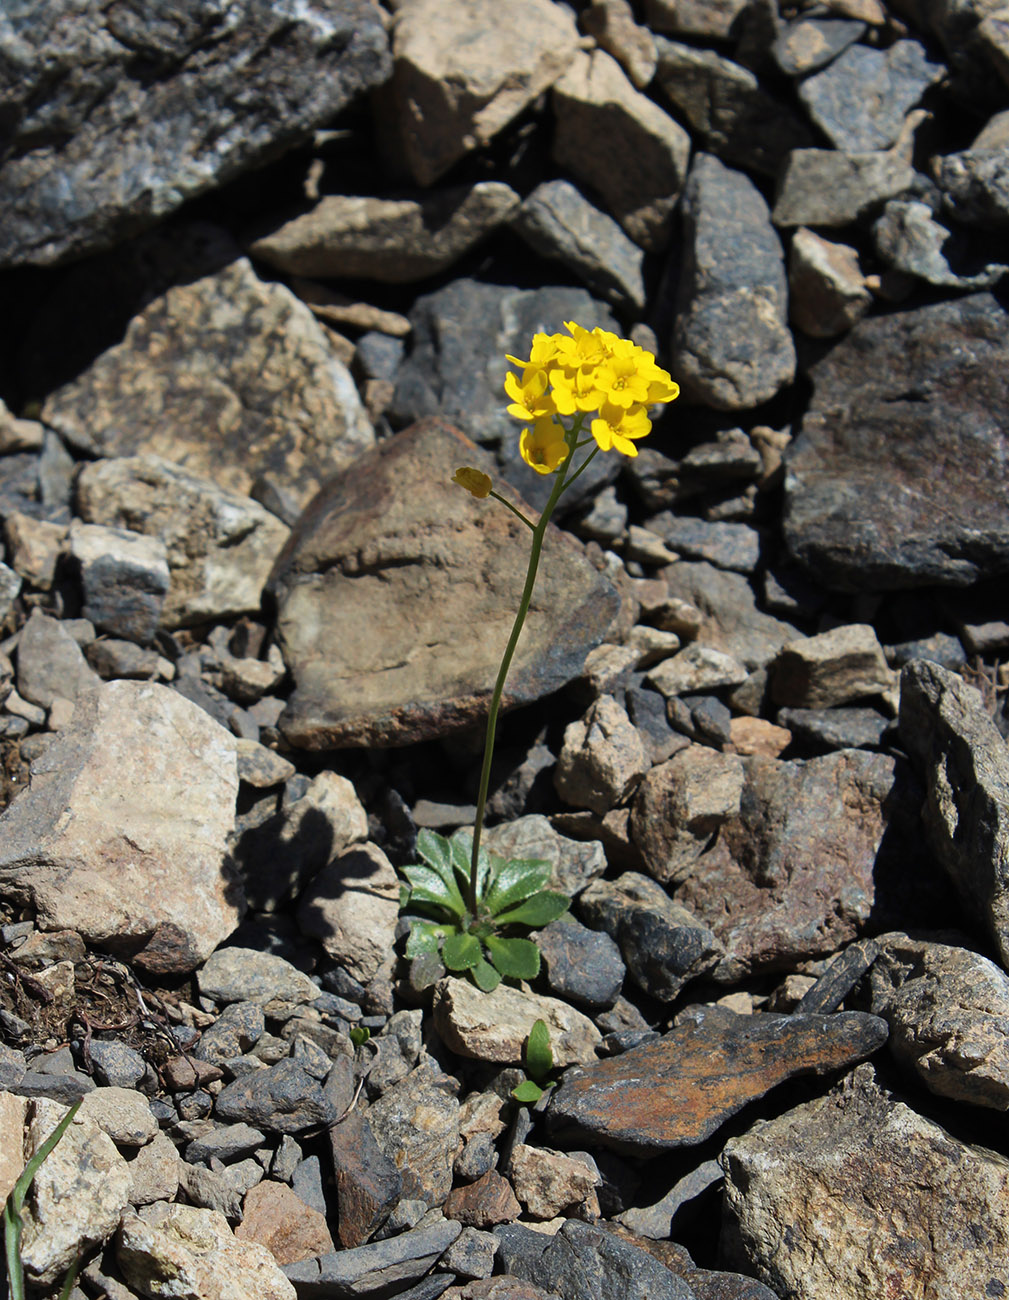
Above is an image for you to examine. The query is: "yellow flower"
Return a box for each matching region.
[452,466,493,498]
[590,401,652,457]
[504,368,556,422]
[520,417,569,474]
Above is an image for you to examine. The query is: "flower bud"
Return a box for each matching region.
[452,466,492,498]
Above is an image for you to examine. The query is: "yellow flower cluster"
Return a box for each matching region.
[505,322,679,473]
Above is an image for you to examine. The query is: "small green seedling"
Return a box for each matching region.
[3,1100,81,1300]
[401,828,568,992]
[512,1019,555,1104]
[349,1025,371,1048]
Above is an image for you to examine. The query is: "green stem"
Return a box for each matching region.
[489,491,536,531]
[468,418,585,912]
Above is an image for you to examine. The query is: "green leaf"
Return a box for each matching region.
[349,1025,371,1048]
[471,956,501,991]
[484,857,554,915]
[526,1018,554,1083]
[443,931,482,971]
[486,935,541,980]
[448,829,495,901]
[492,891,570,929]
[416,830,467,894]
[401,864,466,919]
[404,920,456,958]
[511,1079,544,1104]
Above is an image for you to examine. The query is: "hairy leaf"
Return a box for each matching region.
[486,935,541,979]
[404,919,456,959]
[526,1018,554,1083]
[443,930,482,971]
[493,890,569,929]
[484,857,554,915]
[511,1079,545,1104]
[471,956,502,992]
[401,864,466,919]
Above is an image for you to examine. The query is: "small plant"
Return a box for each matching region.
[402,828,568,991]
[512,1018,555,1104]
[3,1100,81,1300]
[348,1024,371,1048]
[400,323,679,988]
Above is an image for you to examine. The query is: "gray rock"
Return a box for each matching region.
[579,872,722,1002]
[390,278,621,509]
[329,1111,403,1248]
[646,644,748,698]
[654,38,813,176]
[185,1124,266,1166]
[672,153,795,411]
[794,938,880,1015]
[297,843,401,985]
[771,624,893,709]
[269,419,618,748]
[721,1064,1009,1300]
[648,516,761,573]
[661,562,798,671]
[869,931,1009,1109]
[537,918,625,1010]
[772,124,920,227]
[511,181,646,310]
[777,706,888,750]
[552,50,691,252]
[873,198,1008,288]
[787,226,873,338]
[618,1159,723,1239]
[381,0,579,185]
[45,260,373,513]
[441,1227,499,1281]
[248,184,519,282]
[68,521,170,645]
[214,1060,340,1136]
[16,608,101,709]
[784,294,1009,589]
[0,0,390,267]
[643,0,748,40]
[284,1219,462,1295]
[772,16,865,76]
[198,949,320,1009]
[86,1040,148,1090]
[482,816,607,900]
[934,110,1009,228]
[497,1219,694,1300]
[548,1005,887,1156]
[365,1066,461,1207]
[553,695,650,815]
[799,40,943,151]
[899,659,1009,967]
[0,681,240,975]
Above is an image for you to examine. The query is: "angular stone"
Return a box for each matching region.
[934,110,1009,229]
[772,16,866,76]
[186,1124,266,1166]
[129,1130,181,1207]
[364,1066,461,1207]
[0,681,239,973]
[581,0,658,90]
[554,695,650,815]
[654,39,813,176]
[329,1111,403,1248]
[647,644,748,697]
[552,50,690,251]
[630,748,745,885]
[214,1060,341,1136]
[68,521,170,645]
[118,1204,296,1300]
[511,181,646,310]
[798,40,943,151]
[482,816,607,900]
[445,1170,522,1229]
[283,1220,462,1296]
[248,184,519,282]
[198,949,320,1008]
[4,513,66,590]
[644,0,748,40]
[537,918,625,1010]
[672,153,795,410]
[673,751,913,981]
[773,127,919,228]
[548,1006,887,1155]
[16,608,101,709]
[432,978,601,1067]
[269,419,617,747]
[44,260,373,512]
[297,843,401,983]
[21,1098,133,1285]
[899,659,1009,967]
[777,705,888,751]
[384,0,580,185]
[788,227,872,338]
[579,872,721,1002]
[234,1180,334,1266]
[509,1146,600,1221]
[650,516,761,573]
[771,624,892,709]
[721,1065,1009,1300]
[873,198,1008,288]
[77,1087,157,1147]
[660,562,797,671]
[784,294,1009,589]
[0,0,389,267]
[441,1227,499,1282]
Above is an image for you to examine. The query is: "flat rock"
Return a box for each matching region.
[432,977,602,1066]
[672,153,795,411]
[783,293,1009,589]
[284,1220,462,1297]
[644,0,748,40]
[268,419,618,748]
[384,0,580,185]
[248,184,519,282]
[536,917,625,1010]
[672,751,914,981]
[547,1006,887,1156]
[772,131,918,228]
[770,623,892,709]
[482,816,607,899]
[214,1060,341,1136]
[118,1203,296,1300]
[363,1066,461,1207]
[197,948,320,1008]
[772,16,866,76]
[654,39,813,176]
[511,180,646,311]
[16,608,101,709]
[899,659,1009,967]
[552,50,691,252]
[43,259,374,512]
[234,1179,334,1266]
[329,1112,403,1248]
[0,681,239,974]
[798,39,943,151]
[0,0,390,267]
[660,562,798,671]
[721,1064,1009,1300]
[870,931,1009,1109]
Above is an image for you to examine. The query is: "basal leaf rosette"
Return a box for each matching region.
[401,828,569,992]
